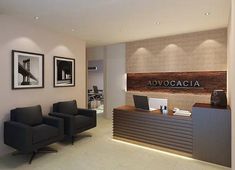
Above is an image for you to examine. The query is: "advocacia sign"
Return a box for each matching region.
[127,71,226,94]
[147,80,201,88]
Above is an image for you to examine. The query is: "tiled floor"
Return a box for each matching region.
[0,114,230,170]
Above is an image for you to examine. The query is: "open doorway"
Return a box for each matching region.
[87,60,104,114]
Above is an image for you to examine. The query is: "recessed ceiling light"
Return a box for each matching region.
[156,21,160,25]
[204,12,210,16]
[71,29,75,32]
[34,16,40,20]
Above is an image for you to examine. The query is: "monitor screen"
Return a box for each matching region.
[148,98,168,110]
[133,95,150,110]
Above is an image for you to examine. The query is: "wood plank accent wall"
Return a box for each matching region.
[127,71,227,94]
[113,106,193,154]
[125,29,227,110]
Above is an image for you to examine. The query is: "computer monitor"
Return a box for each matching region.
[148,98,168,110]
[133,95,152,111]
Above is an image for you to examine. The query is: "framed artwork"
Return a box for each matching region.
[54,56,75,87]
[12,50,44,89]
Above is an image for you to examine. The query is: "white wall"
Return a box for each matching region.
[104,44,126,118]
[228,0,235,169]
[0,15,86,155]
[88,72,104,90]
[88,60,104,90]
[86,46,105,61]
[87,44,126,118]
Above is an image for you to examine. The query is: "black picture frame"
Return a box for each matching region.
[53,56,75,87]
[12,50,44,90]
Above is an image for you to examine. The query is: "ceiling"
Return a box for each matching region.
[0,0,230,47]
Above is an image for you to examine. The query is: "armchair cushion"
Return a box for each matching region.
[74,115,92,130]
[32,124,58,144]
[57,100,77,115]
[11,105,43,126]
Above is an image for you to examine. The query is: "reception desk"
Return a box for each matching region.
[113,104,231,167]
[113,105,193,155]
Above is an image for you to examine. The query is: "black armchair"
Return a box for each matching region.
[49,100,96,144]
[4,105,64,164]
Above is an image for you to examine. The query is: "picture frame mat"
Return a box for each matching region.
[12,50,44,89]
[54,56,75,87]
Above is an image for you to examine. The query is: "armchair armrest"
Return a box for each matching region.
[43,116,64,137]
[49,112,74,136]
[77,108,97,127]
[49,112,74,119]
[43,116,63,129]
[4,121,32,151]
[77,108,96,117]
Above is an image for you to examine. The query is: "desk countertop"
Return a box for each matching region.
[114,105,192,121]
[193,103,230,110]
